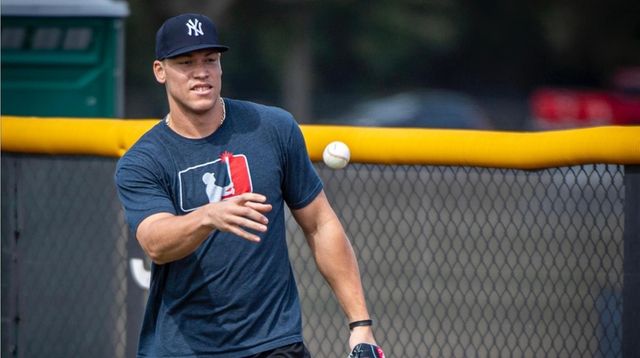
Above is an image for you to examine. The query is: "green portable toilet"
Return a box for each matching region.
[1,0,129,117]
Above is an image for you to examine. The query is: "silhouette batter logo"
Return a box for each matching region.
[178,151,253,212]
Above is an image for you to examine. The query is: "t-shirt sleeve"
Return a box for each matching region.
[114,154,177,234]
[282,120,323,210]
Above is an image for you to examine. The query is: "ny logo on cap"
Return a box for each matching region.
[186,18,204,37]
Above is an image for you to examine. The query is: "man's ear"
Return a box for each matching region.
[153,60,166,84]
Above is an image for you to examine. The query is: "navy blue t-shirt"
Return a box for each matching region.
[115,99,323,357]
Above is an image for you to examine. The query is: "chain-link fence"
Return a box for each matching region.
[303,164,625,357]
[1,154,632,357]
[2,155,129,358]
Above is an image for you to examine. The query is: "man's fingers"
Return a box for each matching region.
[233,192,267,204]
[217,215,264,242]
[208,193,272,242]
[231,205,269,225]
[227,226,262,242]
[244,201,272,214]
[232,214,268,233]
[226,193,272,215]
[215,203,269,240]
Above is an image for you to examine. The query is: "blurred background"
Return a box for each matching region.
[2,0,640,130]
[124,0,640,130]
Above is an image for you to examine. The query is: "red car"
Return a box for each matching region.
[530,67,640,129]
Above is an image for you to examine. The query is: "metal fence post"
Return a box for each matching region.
[623,165,640,357]
[125,229,147,358]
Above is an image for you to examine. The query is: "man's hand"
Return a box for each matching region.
[204,193,272,242]
[349,326,377,351]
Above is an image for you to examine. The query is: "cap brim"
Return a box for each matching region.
[160,44,229,60]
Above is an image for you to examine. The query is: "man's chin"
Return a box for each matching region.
[189,101,217,115]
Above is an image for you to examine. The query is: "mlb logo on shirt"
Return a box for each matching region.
[178,151,253,212]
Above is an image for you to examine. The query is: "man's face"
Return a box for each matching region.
[153,50,223,115]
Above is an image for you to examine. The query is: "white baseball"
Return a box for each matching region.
[322,141,351,169]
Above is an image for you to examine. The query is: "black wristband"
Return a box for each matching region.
[349,319,373,330]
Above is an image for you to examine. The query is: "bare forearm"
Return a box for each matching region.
[137,210,214,264]
[293,191,377,348]
[310,221,377,347]
[309,221,370,321]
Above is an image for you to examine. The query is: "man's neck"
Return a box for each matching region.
[166,98,225,138]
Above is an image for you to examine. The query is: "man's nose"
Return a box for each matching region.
[193,62,210,78]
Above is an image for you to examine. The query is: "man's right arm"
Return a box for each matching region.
[136,193,272,264]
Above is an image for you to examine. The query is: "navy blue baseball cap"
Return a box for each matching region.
[155,13,229,60]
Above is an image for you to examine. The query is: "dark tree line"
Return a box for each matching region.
[125,0,640,127]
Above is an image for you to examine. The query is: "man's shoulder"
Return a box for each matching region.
[226,98,294,121]
[131,120,167,148]
[118,121,166,167]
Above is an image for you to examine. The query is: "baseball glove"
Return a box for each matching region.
[348,343,386,358]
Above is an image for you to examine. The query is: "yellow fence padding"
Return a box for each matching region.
[1,117,157,158]
[301,124,640,168]
[2,116,640,169]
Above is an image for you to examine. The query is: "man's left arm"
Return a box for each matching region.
[291,190,377,349]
